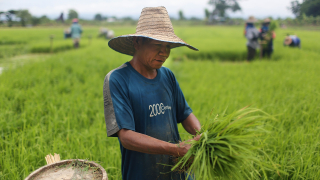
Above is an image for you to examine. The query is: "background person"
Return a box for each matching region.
[244,16,260,61]
[104,6,201,180]
[70,18,82,48]
[98,27,115,39]
[64,28,71,39]
[284,35,301,48]
[259,18,276,59]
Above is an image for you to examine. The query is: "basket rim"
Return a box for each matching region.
[24,159,108,180]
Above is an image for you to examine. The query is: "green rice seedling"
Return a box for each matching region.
[172,107,280,180]
[1,26,320,179]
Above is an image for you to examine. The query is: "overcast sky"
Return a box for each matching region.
[0,0,298,19]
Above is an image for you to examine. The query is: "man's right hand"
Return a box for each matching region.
[117,129,201,158]
[176,134,201,157]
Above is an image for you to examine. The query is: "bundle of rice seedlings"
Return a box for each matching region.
[172,106,280,179]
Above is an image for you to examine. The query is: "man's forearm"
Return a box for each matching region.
[182,113,201,135]
[117,129,188,157]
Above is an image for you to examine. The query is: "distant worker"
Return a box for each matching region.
[244,16,260,61]
[106,30,115,39]
[259,18,276,59]
[64,28,71,39]
[70,18,83,48]
[284,35,301,48]
[98,28,115,39]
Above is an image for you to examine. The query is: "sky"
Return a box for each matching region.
[0,0,297,20]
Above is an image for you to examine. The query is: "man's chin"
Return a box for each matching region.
[154,65,163,69]
[152,62,165,69]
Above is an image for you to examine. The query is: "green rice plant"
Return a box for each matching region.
[30,40,88,53]
[269,21,278,31]
[173,107,280,180]
[1,26,320,179]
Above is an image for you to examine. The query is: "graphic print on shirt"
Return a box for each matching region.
[149,103,172,117]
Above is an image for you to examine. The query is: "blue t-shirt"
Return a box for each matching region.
[290,35,301,46]
[103,62,193,180]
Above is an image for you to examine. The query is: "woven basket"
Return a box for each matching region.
[24,159,108,180]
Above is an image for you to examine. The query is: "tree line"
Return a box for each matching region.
[1,0,320,27]
[287,0,320,26]
[0,8,134,27]
[0,9,80,27]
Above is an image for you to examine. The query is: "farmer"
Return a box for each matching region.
[70,18,82,48]
[284,35,301,48]
[259,18,276,59]
[244,16,260,61]
[103,6,201,180]
[64,28,71,39]
[98,27,115,39]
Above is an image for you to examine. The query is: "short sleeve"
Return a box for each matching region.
[103,72,135,137]
[172,73,192,123]
[245,29,253,40]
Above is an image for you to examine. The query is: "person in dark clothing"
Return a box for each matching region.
[244,16,260,61]
[259,18,276,59]
[284,35,301,48]
[104,6,201,180]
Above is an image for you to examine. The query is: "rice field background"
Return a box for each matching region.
[0,25,319,179]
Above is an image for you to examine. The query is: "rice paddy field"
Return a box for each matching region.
[0,25,319,179]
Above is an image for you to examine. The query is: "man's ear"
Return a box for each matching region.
[133,37,141,51]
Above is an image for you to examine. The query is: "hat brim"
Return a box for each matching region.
[246,19,257,23]
[108,34,198,56]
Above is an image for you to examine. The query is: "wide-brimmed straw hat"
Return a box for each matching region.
[246,16,257,23]
[72,18,78,23]
[263,18,271,23]
[108,6,198,56]
[284,36,292,45]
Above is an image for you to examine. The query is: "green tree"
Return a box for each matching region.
[0,11,4,24]
[16,10,32,26]
[205,9,210,19]
[31,16,40,26]
[208,0,241,20]
[31,15,50,26]
[300,0,320,17]
[178,10,185,20]
[288,0,301,17]
[40,15,51,24]
[94,13,102,21]
[289,0,320,17]
[68,9,78,20]
[4,10,17,27]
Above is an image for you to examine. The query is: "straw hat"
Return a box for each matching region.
[246,16,257,23]
[263,18,271,23]
[108,6,198,56]
[284,36,292,45]
[72,18,78,23]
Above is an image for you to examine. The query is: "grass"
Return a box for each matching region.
[172,58,320,179]
[173,107,280,180]
[0,25,320,179]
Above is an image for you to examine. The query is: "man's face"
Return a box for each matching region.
[136,38,171,70]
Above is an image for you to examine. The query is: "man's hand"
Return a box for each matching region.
[176,134,201,157]
[117,129,201,157]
